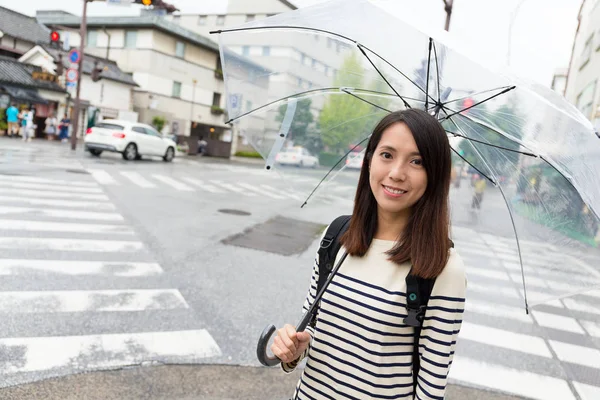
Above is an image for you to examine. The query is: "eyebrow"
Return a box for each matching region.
[379,145,421,157]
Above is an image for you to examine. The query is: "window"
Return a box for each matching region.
[242,46,250,56]
[581,34,594,68]
[262,46,270,56]
[297,77,303,87]
[324,66,329,76]
[175,41,185,58]
[245,100,253,112]
[216,15,225,25]
[172,81,182,98]
[267,14,275,17]
[144,127,161,137]
[327,38,333,49]
[246,14,255,22]
[198,15,207,25]
[132,126,147,134]
[576,80,596,119]
[173,15,181,23]
[212,92,221,107]
[87,30,98,47]
[311,59,316,68]
[124,30,137,49]
[300,53,305,64]
[96,122,125,130]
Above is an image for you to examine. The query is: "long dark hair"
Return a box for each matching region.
[341,109,452,279]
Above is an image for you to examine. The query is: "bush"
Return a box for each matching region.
[151,116,166,132]
[235,151,262,158]
[319,152,342,167]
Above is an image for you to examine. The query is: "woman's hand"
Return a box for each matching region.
[271,324,311,363]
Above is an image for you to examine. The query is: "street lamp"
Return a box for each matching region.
[190,79,197,134]
[507,0,530,66]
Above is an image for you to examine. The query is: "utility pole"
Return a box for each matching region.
[443,0,453,31]
[70,0,90,151]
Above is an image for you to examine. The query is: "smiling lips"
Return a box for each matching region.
[383,185,407,197]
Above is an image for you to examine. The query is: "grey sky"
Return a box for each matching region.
[0,0,581,87]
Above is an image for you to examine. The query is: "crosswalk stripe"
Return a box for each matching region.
[0,219,134,235]
[563,297,600,317]
[459,322,552,358]
[0,237,144,252]
[0,174,96,187]
[573,381,600,400]
[466,300,534,323]
[209,180,256,196]
[119,171,157,188]
[259,184,303,201]
[237,182,286,199]
[0,289,188,313]
[0,260,163,276]
[0,206,123,221]
[0,196,116,210]
[549,340,600,369]
[580,320,600,338]
[450,356,576,400]
[0,188,109,200]
[179,177,224,193]
[0,181,103,193]
[531,310,585,334]
[87,169,120,185]
[152,174,194,191]
[0,329,221,374]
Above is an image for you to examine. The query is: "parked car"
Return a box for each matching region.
[345,151,364,170]
[84,120,177,162]
[275,146,319,168]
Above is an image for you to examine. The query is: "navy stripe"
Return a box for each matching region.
[421,355,450,369]
[330,280,407,308]
[417,380,445,400]
[318,308,414,337]
[429,295,465,302]
[310,345,412,379]
[319,328,413,357]
[312,338,413,368]
[321,298,407,328]
[427,305,465,314]
[327,289,408,319]
[302,369,363,400]
[424,315,463,324]
[421,325,460,336]
[419,374,446,391]
[419,364,447,380]
[298,384,332,400]
[306,364,413,400]
[319,317,413,347]
[336,272,407,296]
[419,343,455,358]
[420,334,456,347]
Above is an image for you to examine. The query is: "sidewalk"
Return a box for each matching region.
[0,364,527,400]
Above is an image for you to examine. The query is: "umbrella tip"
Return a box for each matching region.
[209,30,222,35]
[266,165,271,170]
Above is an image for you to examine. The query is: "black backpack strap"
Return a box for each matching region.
[309,215,351,329]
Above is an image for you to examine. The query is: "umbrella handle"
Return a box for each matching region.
[256,312,312,367]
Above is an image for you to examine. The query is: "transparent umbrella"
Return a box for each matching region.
[211,0,600,355]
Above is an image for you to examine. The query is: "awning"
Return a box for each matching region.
[1,85,48,105]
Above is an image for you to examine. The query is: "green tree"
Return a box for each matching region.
[276,98,316,150]
[152,116,166,132]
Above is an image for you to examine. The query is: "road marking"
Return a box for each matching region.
[0,260,162,276]
[549,340,600,369]
[237,182,286,199]
[465,300,534,323]
[0,188,108,200]
[564,297,600,317]
[259,184,303,201]
[532,310,585,334]
[466,267,511,281]
[573,381,600,400]
[119,171,157,188]
[0,206,123,221]
[0,196,116,211]
[179,177,224,193]
[0,174,96,187]
[0,329,221,374]
[459,322,552,358]
[0,289,188,313]
[0,219,134,235]
[87,169,120,185]
[0,181,103,193]
[580,320,600,338]
[152,175,194,191]
[0,238,144,252]
[209,180,256,196]
[450,356,576,400]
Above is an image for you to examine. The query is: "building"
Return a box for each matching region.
[564,0,600,130]
[37,11,234,156]
[19,45,138,136]
[550,68,568,96]
[0,6,50,59]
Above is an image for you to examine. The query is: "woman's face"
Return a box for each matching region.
[369,122,428,218]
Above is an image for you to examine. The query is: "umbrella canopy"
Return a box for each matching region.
[212,0,600,310]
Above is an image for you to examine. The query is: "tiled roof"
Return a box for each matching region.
[0,6,51,44]
[0,55,64,92]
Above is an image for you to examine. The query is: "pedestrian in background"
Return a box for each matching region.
[5,103,19,138]
[45,113,58,140]
[58,113,70,143]
[471,175,487,210]
[271,109,466,400]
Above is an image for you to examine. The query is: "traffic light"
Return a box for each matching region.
[133,0,178,13]
[50,31,60,49]
[91,61,103,82]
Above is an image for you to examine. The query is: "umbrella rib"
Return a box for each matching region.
[440,86,516,120]
[425,38,433,111]
[301,136,371,208]
[341,89,392,113]
[446,131,536,157]
[432,41,442,104]
[444,86,513,107]
[356,45,411,109]
[449,146,496,185]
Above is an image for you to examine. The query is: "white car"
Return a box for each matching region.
[275,146,319,168]
[84,120,177,162]
[345,151,364,170]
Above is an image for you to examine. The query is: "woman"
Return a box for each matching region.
[45,113,58,140]
[272,109,466,399]
[58,114,70,143]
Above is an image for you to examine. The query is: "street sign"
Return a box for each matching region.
[66,68,78,83]
[107,0,134,5]
[69,49,80,64]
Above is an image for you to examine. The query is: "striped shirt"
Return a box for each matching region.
[283,238,466,400]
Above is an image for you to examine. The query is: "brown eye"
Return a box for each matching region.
[380,152,392,159]
[411,159,423,166]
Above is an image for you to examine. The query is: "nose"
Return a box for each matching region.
[388,162,407,181]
